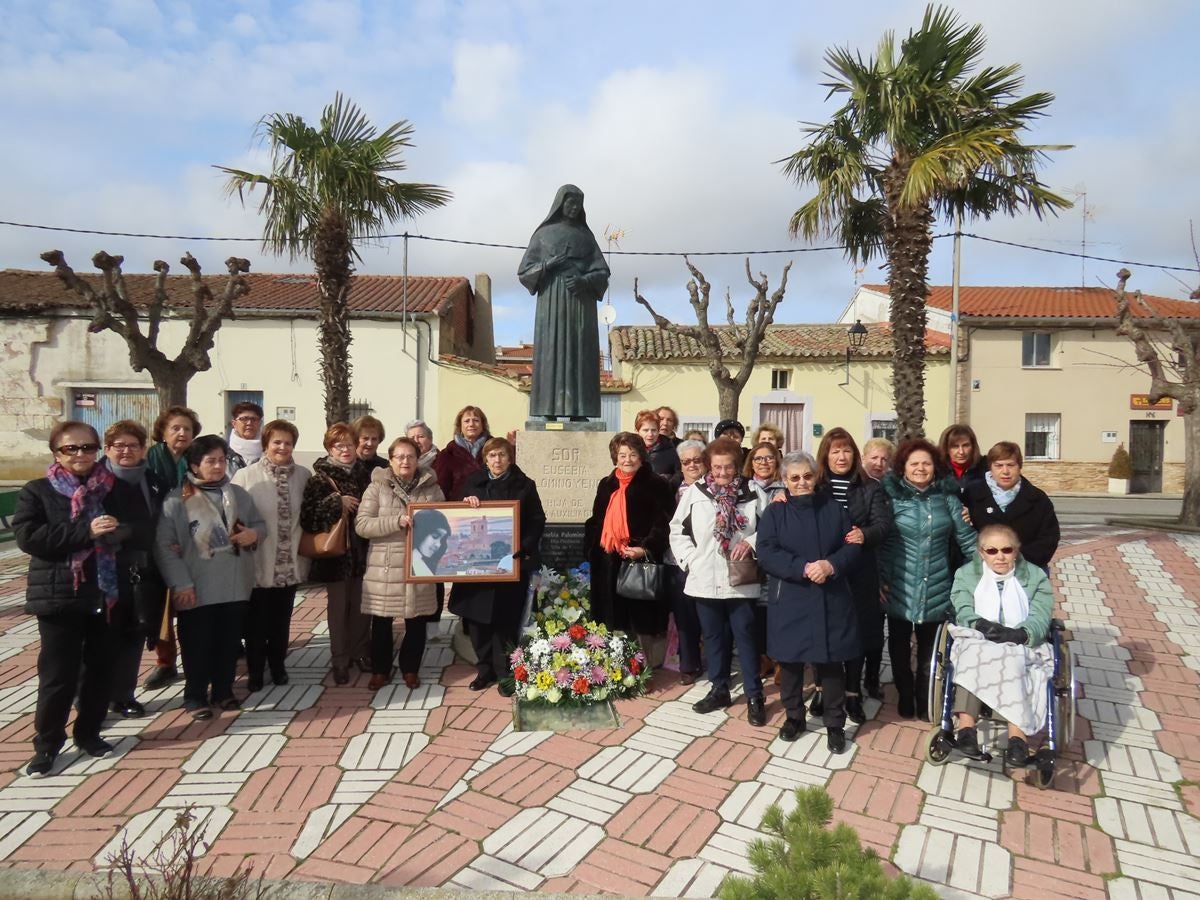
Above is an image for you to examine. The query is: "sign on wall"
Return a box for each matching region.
[1130,394,1172,411]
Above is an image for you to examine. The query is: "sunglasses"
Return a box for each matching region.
[982,546,1015,556]
[55,443,101,456]
[786,472,816,482]
[680,458,703,466]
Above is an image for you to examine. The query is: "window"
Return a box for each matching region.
[1024,413,1060,460]
[870,418,898,443]
[680,416,719,441]
[1022,332,1052,367]
[771,369,791,391]
[347,399,375,420]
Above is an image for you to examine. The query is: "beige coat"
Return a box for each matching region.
[356,466,443,619]
[231,458,312,588]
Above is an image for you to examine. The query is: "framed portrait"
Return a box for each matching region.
[405,500,522,583]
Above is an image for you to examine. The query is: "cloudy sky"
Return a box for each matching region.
[2,0,1197,345]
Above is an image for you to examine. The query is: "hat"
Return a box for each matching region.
[715,419,745,439]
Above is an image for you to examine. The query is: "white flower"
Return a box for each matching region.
[623,675,636,688]
[544,687,562,703]
[570,647,590,667]
[562,607,582,624]
[609,637,625,655]
[529,639,552,661]
[526,686,540,701]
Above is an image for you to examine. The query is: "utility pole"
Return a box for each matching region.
[949,210,962,425]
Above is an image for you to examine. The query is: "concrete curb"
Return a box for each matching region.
[0,868,647,900]
[1105,516,1200,533]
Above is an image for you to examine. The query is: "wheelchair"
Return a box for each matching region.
[923,618,1076,789]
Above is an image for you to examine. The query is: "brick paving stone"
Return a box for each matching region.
[96,806,233,866]
[575,837,671,892]
[696,820,763,875]
[1011,857,1108,900]
[655,766,736,811]
[428,790,521,841]
[654,858,731,899]
[375,823,478,887]
[577,745,675,793]
[285,706,372,739]
[471,754,574,807]
[917,794,1000,841]
[1001,811,1117,875]
[1099,769,1183,809]
[182,733,286,774]
[232,764,339,813]
[676,736,769,782]
[338,732,428,770]
[160,772,251,808]
[391,750,472,790]
[481,806,604,877]
[56,768,180,818]
[893,824,1011,898]
[1095,798,1200,853]
[916,760,1013,810]
[608,794,719,859]
[546,778,632,825]
[0,811,49,861]
[829,807,900,860]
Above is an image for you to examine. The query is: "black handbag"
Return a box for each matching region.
[616,549,663,601]
[129,561,168,649]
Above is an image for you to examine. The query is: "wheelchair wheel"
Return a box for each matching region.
[926,621,952,727]
[925,725,952,766]
[1053,642,1077,748]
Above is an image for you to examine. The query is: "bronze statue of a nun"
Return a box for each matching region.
[518,184,610,420]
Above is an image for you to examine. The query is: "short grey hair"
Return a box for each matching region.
[781,450,817,473]
[405,419,433,440]
[677,439,705,456]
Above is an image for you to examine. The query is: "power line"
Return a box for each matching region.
[1,218,1197,272]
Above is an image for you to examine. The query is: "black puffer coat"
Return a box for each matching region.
[449,465,547,626]
[962,476,1060,570]
[299,457,371,582]
[14,477,154,617]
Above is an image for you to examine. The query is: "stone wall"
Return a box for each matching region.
[1022,460,1184,494]
[0,322,63,481]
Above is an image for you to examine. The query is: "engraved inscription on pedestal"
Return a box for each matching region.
[516,430,614,524]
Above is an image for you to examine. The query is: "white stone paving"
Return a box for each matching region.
[576,745,675,793]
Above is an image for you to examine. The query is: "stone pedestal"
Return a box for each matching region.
[517,429,614,574]
[513,699,620,732]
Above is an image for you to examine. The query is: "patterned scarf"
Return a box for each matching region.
[599,468,635,554]
[705,473,748,558]
[182,472,238,560]
[262,459,296,586]
[46,461,119,609]
[454,433,488,458]
[985,471,1022,512]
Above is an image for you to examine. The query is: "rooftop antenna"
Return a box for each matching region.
[601,225,626,358]
[1062,185,1095,288]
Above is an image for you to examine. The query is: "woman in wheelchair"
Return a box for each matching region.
[946,523,1054,767]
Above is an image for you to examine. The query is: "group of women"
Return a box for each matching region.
[583,411,1061,755]
[14,395,1059,774]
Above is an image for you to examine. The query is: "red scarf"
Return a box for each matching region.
[950,460,968,480]
[599,468,635,553]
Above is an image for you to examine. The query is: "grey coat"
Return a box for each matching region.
[155,482,264,608]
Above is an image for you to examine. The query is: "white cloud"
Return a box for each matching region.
[230,12,257,37]
[443,41,522,124]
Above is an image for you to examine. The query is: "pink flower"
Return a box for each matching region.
[634,651,647,665]
[589,665,607,685]
[555,667,572,687]
[585,633,607,650]
[509,648,524,665]
[550,633,573,651]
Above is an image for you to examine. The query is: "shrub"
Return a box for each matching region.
[1108,443,1133,479]
[718,786,937,899]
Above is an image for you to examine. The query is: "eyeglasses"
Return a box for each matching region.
[752,456,775,463]
[55,443,100,456]
[786,473,816,482]
[680,458,703,466]
[107,441,141,452]
[982,546,1015,556]
[331,442,356,451]
[234,415,261,424]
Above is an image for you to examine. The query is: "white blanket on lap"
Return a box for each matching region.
[948,624,1055,736]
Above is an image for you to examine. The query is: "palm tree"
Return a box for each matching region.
[218,93,451,425]
[780,5,1070,439]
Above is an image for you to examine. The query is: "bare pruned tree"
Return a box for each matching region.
[633,258,792,421]
[41,250,250,412]
[1114,265,1200,525]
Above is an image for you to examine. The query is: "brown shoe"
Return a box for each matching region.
[773,663,782,686]
[402,672,420,689]
[759,655,775,679]
[680,671,698,686]
[367,673,390,691]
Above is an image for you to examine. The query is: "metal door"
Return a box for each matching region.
[69,388,158,436]
[1129,421,1166,493]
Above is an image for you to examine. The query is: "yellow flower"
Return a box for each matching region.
[610,668,623,682]
[535,670,555,691]
[551,652,568,670]
[544,621,562,636]
[559,589,570,600]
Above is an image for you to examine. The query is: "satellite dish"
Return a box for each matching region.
[601,304,617,326]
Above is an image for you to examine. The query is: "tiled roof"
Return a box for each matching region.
[861,284,1200,319]
[440,353,632,392]
[610,323,949,362]
[0,269,470,316]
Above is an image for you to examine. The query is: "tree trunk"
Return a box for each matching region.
[314,209,354,426]
[153,369,191,412]
[1183,409,1200,527]
[716,381,740,422]
[882,163,934,441]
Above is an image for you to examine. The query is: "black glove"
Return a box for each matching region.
[977,619,1027,644]
[972,617,1001,638]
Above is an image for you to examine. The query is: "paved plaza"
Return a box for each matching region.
[0,525,1195,898]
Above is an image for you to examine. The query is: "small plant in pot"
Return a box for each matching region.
[1108,443,1132,494]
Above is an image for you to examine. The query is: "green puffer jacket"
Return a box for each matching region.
[877,473,978,624]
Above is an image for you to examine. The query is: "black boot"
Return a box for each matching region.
[845,695,866,725]
[809,690,824,717]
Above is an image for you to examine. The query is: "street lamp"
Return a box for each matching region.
[840,319,868,385]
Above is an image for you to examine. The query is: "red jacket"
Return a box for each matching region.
[432,439,483,501]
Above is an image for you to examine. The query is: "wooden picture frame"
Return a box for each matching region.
[405,500,522,583]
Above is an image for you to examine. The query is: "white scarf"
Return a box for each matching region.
[228,430,263,465]
[972,567,1029,627]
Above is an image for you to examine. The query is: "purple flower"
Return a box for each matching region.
[555,667,572,687]
[550,633,573,651]
[509,648,524,665]
[589,665,607,685]
[634,651,647,665]
[584,632,607,650]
